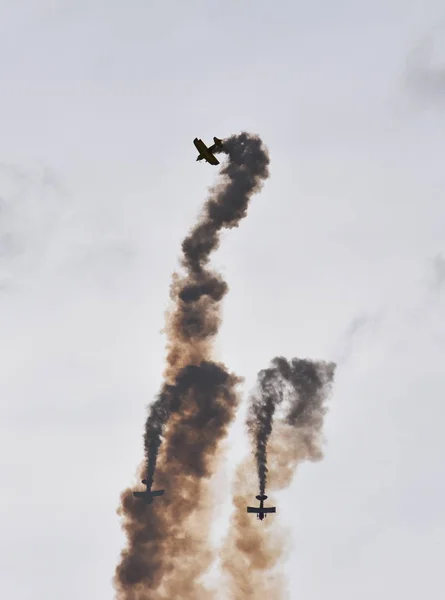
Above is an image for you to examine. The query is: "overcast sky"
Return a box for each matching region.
[1,1,444,599]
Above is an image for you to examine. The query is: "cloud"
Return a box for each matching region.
[404,24,445,105]
[0,162,139,295]
[430,253,445,292]
[333,312,383,364]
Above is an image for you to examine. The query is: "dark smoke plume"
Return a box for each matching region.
[247,357,336,496]
[246,363,285,497]
[221,357,336,600]
[114,133,270,600]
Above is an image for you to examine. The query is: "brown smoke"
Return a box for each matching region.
[221,357,336,600]
[114,133,270,600]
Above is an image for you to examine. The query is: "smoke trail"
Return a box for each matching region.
[221,357,336,600]
[246,360,285,497]
[246,356,335,497]
[114,133,270,600]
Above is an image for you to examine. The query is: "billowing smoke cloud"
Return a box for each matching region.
[114,133,270,600]
[247,357,335,496]
[221,357,336,600]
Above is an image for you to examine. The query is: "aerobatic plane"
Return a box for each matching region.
[193,136,223,165]
[247,494,276,521]
[133,479,164,504]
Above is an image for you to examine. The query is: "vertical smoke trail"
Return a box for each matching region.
[246,361,285,497]
[142,385,175,492]
[114,133,270,600]
[221,357,336,600]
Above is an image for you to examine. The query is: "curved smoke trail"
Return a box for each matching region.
[114,133,270,600]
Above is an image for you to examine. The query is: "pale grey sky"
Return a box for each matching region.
[0,1,444,599]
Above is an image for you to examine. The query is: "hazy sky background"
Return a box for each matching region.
[0,1,444,598]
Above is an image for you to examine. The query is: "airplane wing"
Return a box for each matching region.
[194,138,207,153]
[133,491,145,498]
[206,153,220,166]
[151,490,164,497]
[247,507,276,513]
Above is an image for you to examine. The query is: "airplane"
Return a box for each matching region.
[133,478,165,504]
[247,494,276,521]
[193,137,223,165]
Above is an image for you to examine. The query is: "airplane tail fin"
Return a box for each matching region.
[213,137,223,145]
[256,494,267,501]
